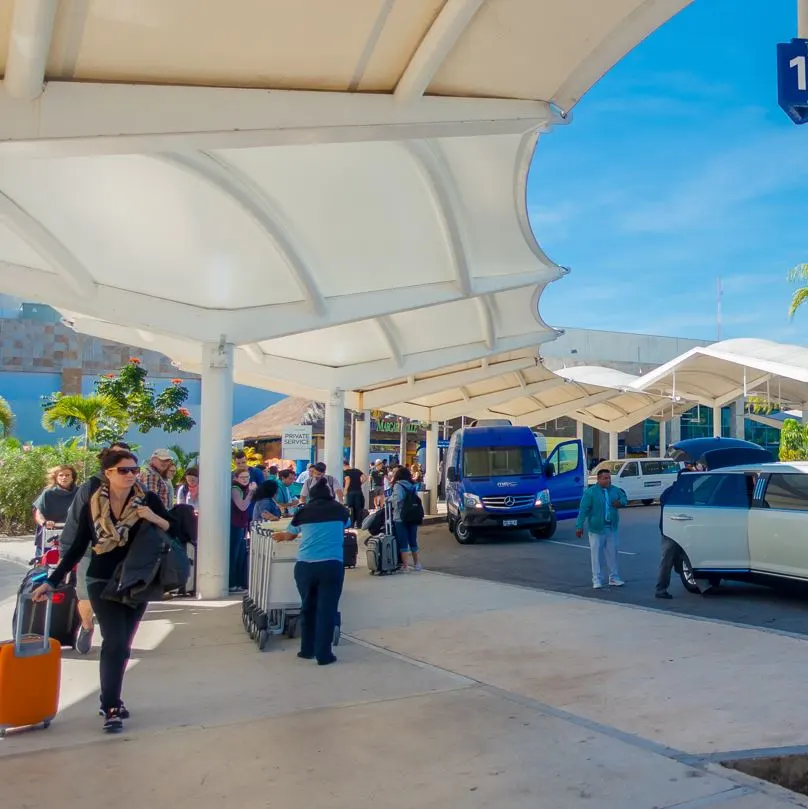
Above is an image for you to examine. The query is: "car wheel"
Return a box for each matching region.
[453,519,476,545]
[530,517,557,540]
[678,552,701,594]
[642,499,654,506]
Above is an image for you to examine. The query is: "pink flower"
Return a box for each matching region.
[171,378,182,385]
[179,408,191,417]
[129,357,141,365]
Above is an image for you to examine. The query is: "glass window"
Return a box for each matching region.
[661,460,680,474]
[710,473,752,509]
[621,462,639,478]
[641,460,662,475]
[595,461,624,475]
[552,442,581,475]
[762,474,808,512]
[666,473,745,507]
[463,446,543,478]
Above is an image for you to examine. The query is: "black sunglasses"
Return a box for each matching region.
[114,466,140,476]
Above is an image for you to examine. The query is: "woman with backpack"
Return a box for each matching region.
[390,466,423,572]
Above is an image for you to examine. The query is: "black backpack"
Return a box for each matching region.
[399,485,425,525]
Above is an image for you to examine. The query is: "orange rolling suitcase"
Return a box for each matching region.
[0,594,61,737]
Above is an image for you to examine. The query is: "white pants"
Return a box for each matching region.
[589,527,620,585]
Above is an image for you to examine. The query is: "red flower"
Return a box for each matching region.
[104,373,116,379]
[129,357,141,364]
[179,408,191,417]
[171,378,182,385]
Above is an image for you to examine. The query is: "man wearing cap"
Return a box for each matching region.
[140,448,174,509]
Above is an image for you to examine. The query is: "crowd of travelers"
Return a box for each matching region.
[26,443,427,733]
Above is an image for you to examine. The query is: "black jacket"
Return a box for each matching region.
[102,522,189,607]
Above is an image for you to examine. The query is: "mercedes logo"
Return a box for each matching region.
[504,496,515,507]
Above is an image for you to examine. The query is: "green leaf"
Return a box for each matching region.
[788,286,808,319]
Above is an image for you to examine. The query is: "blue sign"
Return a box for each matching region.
[777,38,808,124]
[437,438,451,449]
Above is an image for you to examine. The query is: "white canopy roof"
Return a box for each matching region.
[632,338,808,411]
[0,0,692,354]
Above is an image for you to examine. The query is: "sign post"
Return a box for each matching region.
[282,424,313,460]
[778,4,808,124]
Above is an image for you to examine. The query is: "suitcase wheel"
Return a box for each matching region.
[285,616,299,639]
[258,629,269,651]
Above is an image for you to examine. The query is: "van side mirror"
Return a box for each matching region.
[545,462,555,479]
[447,467,458,482]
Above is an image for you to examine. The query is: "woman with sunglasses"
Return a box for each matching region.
[33,450,174,733]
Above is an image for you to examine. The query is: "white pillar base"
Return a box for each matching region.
[609,432,619,459]
[658,420,667,458]
[713,405,723,438]
[425,421,439,515]
[669,415,681,445]
[197,341,234,600]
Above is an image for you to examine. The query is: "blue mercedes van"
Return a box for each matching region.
[445,425,585,544]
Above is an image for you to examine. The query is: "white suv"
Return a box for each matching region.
[662,463,808,593]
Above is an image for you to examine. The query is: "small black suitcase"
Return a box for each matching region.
[343,530,358,568]
[12,566,80,649]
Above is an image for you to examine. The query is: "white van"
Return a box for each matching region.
[588,458,681,504]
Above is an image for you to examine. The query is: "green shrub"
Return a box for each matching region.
[0,439,98,534]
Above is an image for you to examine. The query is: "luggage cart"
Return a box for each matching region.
[243,521,301,651]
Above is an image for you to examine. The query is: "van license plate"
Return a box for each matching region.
[502,520,518,527]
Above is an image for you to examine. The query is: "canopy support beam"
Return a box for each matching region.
[3,0,58,100]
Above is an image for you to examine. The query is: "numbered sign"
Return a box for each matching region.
[281,425,313,460]
[777,38,808,125]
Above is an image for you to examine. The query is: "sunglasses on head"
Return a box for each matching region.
[114,466,140,476]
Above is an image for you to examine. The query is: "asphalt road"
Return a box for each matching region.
[0,558,24,604]
[419,505,808,637]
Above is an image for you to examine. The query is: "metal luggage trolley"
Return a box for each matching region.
[242,520,301,651]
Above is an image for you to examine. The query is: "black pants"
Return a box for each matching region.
[88,581,147,711]
[294,560,344,663]
[345,491,365,528]
[656,534,679,594]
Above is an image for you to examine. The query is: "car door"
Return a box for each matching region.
[663,472,751,570]
[545,439,585,520]
[748,472,808,579]
[617,461,640,500]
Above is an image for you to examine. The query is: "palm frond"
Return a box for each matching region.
[788,286,808,319]
[788,264,808,283]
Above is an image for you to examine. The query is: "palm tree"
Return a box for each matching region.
[0,395,14,438]
[42,394,128,449]
[788,264,808,318]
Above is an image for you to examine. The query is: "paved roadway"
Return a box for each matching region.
[0,558,23,605]
[420,505,808,637]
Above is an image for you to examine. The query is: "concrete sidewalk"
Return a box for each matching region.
[1,541,808,807]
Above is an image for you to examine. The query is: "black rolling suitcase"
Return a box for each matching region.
[365,502,398,575]
[11,565,80,649]
[343,530,358,568]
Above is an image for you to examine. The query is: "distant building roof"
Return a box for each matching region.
[232,397,323,442]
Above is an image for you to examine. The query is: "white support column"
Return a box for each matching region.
[324,389,345,479]
[355,410,371,502]
[399,418,409,464]
[802,404,808,425]
[732,398,746,440]
[197,341,234,600]
[713,405,723,437]
[669,415,681,445]
[800,0,808,38]
[425,421,440,516]
[575,420,584,441]
[658,420,667,458]
[609,432,619,459]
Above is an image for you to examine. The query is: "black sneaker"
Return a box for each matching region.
[75,625,94,655]
[655,591,673,600]
[103,708,123,733]
[99,702,129,720]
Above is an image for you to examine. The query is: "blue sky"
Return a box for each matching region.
[529,0,808,343]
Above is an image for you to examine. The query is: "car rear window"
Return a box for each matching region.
[641,460,680,475]
[762,474,808,512]
[666,473,751,509]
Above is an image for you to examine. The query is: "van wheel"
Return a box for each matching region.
[642,499,654,506]
[530,517,557,540]
[678,552,701,594]
[454,520,476,544]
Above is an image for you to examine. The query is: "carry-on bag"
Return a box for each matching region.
[0,594,61,737]
[343,530,358,569]
[11,566,79,649]
[365,501,398,575]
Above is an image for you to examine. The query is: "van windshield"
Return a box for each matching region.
[463,446,543,478]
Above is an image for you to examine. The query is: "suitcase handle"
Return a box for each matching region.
[14,592,53,657]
